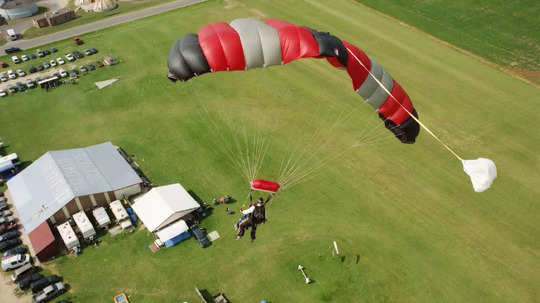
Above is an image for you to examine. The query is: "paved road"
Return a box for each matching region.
[3,0,206,51]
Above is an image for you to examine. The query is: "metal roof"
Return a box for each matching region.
[7,142,141,232]
[28,221,55,255]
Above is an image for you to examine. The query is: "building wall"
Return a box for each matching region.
[114,183,141,200]
[0,3,38,20]
[36,240,59,262]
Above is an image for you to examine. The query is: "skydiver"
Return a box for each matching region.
[236,190,274,242]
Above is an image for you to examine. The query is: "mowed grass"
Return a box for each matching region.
[356,0,540,81]
[0,0,539,302]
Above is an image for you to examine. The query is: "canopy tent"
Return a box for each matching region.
[132,184,199,232]
[156,219,190,247]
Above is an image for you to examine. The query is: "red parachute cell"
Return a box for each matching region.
[250,179,280,193]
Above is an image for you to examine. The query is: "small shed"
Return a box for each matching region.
[92,207,110,229]
[155,219,190,247]
[57,221,79,250]
[28,221,57,262]
[110,200,132,229]
[73,211,96,240]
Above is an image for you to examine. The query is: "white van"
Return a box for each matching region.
[6,29,18,41]
[1,254,30,271]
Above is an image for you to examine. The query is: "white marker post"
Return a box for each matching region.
[298,265,312,284]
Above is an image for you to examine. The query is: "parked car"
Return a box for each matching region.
[7,69,16,79]
[0,210,12,217]
[0,216,16,224]
[26,78,36,89]
[33,281,66,302]
[90,48,98,54]
[43,49,50,55]
[7,86,17,94]
[21,54,29,62]
[73,50,83,59]
[43,62,50,69]
[0,90,6,97]
[0,230,19,242]
[37,49,45,57]
[11,56,20,64]
[50,47,58,53]
[190,224,211,248]
[29,66,37,73]
[3,246,26,257]
[56,57,65,65]
[30,275,61,293]
[58,69,68,78]
[0,73,7,82]
[87,64,95,71]
[36,64,44,71]
[16,82,26,92]
[5,47,21,54]
[79,65,87,73]
[70,68,79,75]
[16,69,25,77]
[83,49,91,56]
[18,273,43,290]
[65,53,75,62]
[96,61,104,68]
[73,37,83,45]
[0,61,8,68]
[0,222,17,233]
[1,253,30,271]
[11,263,35,282]
[29,53,36,60]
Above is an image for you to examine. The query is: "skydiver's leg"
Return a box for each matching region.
[250,223,257,241]
[237,220,250,239]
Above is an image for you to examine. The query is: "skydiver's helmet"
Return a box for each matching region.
[257,197,264,204]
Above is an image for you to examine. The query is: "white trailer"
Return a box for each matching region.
[57,222,79,251]
[92,207,111,229]
[109,200,132,230]
[72,211,96,240]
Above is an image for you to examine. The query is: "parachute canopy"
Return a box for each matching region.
[167,17,420,144]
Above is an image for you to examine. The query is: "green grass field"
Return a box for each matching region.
[0,0,539,302]
[356,0,540,83]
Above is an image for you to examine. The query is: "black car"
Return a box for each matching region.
[16,82,26,91]
[29,53,36,59]
[90,48,98,54]
[50,47,58,53]
[7,86,17,94]
[30,274,61,293]
[29,66,37,73]
[0,238,21,251]
[5,47,21,54]
[18,273,43,290]
[73,50,83,59]
[87,64,95,71]
[190,224,211,248]
[3,246,27,257]
[71,68,79,75]
[0,230,20,242]
[43,49,50,55]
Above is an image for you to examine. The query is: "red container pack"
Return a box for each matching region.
[250,179,280,193]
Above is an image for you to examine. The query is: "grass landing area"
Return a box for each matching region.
[356,0,540,84]
[0,0,539,302]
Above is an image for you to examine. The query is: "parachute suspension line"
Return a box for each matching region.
[345,47,464,162]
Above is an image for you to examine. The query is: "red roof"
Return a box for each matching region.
[28,222,55,254]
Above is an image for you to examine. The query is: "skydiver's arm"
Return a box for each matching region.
[264,193,274,204]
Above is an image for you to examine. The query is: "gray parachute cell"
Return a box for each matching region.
[230,18,282,69]
[356,57,383,100]
[167,34,210,81]
[366,69,393,109]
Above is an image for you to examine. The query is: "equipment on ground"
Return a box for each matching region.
[297,264,312,284]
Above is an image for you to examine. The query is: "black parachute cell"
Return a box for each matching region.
[167,34,210,82]
[379,109,420,144]
[306,28,348,66]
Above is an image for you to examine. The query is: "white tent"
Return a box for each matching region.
[132,184,199,232]
[156,219,189,243]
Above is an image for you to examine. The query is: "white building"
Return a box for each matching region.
[0,0,38,20]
